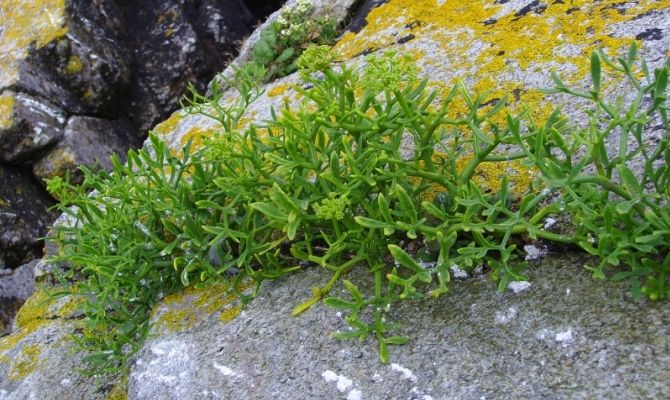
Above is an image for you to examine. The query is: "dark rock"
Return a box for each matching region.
[0,166,56,270]
[0,260,36,336]
[14,1,131,117]
[33,116,140,183]
[114,0,256,133]
[0,91,66,163]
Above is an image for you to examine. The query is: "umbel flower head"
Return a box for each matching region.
[297,44,337,75]
[361,50,417,92]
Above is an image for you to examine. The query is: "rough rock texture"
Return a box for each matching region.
[0,291,108,400]
[2,255,670,399]
[0,261,36,336]
[123,255,670,399]
[0,91,66,163]
[0,0,263,270]
[33,116,140,183]
[0,166,56,269]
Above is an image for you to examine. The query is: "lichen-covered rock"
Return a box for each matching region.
[4,255,670,399]
[2,0,131,117]
[0,289,114,400]
[0,166,56,269]
[125,255,670,399]
[32,116,139,183]
[0,91,66,163]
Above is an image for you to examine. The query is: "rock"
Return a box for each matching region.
[122,255,670,399]
[0,91,66,163]
[0,261,36,336]
[0,0,268,288]
[0,261,36,303]
[0,166,56,269]
[3,255,670,398]
[3,0,131,117]
[33,116,139,184]
[0,289,112,400]
[114,0,257,133]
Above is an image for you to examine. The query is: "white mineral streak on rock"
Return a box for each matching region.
[322,370,353,392]
[495,307,518,324]
[213,362,242,378]
[347,388,362,400]
[508,281,532,293]
[523,244,547,261]
[555,329,574,346]
[391,363,418,382]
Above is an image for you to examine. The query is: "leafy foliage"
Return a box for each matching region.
[47,45,670,375]
[249,0,338,81]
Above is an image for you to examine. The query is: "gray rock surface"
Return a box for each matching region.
[0,261,36,336]
[0,166,56,269]
[123,255,670,400]
[0,292,109,400]
[33,116,139,183]
[0,91,66,163]
[3,255,670,399]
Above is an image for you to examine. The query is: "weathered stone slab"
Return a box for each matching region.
[32,116,139,184]
[0,166,56,269]
[0,91,66,163]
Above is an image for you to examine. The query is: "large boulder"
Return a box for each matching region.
[2,255,670,398]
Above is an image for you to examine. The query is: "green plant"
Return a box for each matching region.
[47,45,669,375]
[250,0,338,81]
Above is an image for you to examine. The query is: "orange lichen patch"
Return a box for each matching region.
[152,279,253,333]
[152,111,183,135]
[0,0,68,87]
[63,55,83,74]
[335,0,669,119]
[235,110,258,132]
[7,344,43,381]
[0,92,15,130]
[268,82,293,98]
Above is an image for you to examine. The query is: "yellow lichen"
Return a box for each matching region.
[267,82,292,98]
[0,92,15,130]
[152,111,183,135]
[152,279,252,333]
[63,55,83,74]
[106,375,128,400]
[335,0,670,120]
[220,305,241,322]
[0,0,68,88]
[7,344,42,381]
[82,89,94,103]
[455,155,538,194]
[179,127,214,149]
